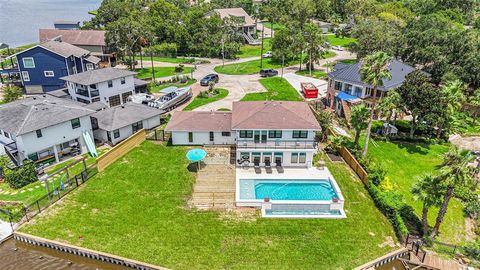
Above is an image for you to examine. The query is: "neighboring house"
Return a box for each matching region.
[90,103,163,146]
[61,68,142,107]
[326,60,416,121]
[207,8,259,44]
[39,29,113,66]
[53,20,80,30]
[166,101,321,168]
[0,95,95,166]
[10,40,100,94]
[311,19,332,33]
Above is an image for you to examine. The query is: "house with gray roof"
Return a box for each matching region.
[326,59,416,121]
[0,95,95,166]
[207,8,258,44]
[91,103,163,145]
[61,67,146,107]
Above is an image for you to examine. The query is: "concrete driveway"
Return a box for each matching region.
[283,73,328,99]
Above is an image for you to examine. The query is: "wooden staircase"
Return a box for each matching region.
[341,100,352,125]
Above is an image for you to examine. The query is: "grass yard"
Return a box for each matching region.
[238,38,272,58]
[364,139,467,244]
[263,22,285,31]
[135,66,193,79]
[295,69,327,79]
[324,34,357,47]
[21,141,397,269]
[149,79,197,93]
[241,77,302,101]
[138,56,196,64]
[183,88,228,111]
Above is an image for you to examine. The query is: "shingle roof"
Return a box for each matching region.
[60,68,136,85]
[39,29,106,46]
[328,59,416,91]
[165,111,232,132]
[0,96,94,135]
[40,40,91,58]
[92,103,163,131]
[213,8,256,26]
[231,101,321,130]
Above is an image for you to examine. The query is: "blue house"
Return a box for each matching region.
[12,40,100,94]
[53,20,80,30]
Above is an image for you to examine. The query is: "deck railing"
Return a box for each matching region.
[236,140,315,149]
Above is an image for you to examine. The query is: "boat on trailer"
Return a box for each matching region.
[128,93,155,105]
[148,86,192,111]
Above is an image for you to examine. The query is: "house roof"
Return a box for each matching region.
[212,8,256,26]
[328,59,416,91]
[0,96,94,136]
[60,68,136,85]
[39,29,106,46]
[92,103,163,131]
[40,40,91,58]
[231,101,321,130]
[165,111,232,132]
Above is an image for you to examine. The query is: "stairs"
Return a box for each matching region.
[242,32,261,45]
[341,100,352,125]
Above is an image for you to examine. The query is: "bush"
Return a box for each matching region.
[0,157,38,189]
[175,64,184,73]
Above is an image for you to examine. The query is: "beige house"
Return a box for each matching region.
[207,8,259,44]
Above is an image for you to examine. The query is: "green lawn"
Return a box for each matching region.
[324,34,357,47]
[241,77,302,101]
[21,141,397,269]
[149,79,197,93]
[263,22,285,31]
[238,39,272,58]
[138,56,196,64]
[295,69,327,79]
[183,88,228,111]
[364,139,466,244]
[215,51,335,75]
[135,66,193,79]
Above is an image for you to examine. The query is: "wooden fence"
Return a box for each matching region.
[339,147,369,184]
[97,129,146,172]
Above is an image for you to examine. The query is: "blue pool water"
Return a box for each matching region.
[253,180,338,201]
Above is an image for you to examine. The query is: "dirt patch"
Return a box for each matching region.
[327,153,343,162]
[219,207,258,222]
[378,236,396,248]
[465,217,477,242]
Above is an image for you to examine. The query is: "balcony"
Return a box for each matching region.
[90,90,99,97]
[236,140,315,150]
[76,89,90,97]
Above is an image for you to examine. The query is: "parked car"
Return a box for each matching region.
[259,69,278,77]
[200,74,219,86]
[262,51,273,58]
[332,46,344,51]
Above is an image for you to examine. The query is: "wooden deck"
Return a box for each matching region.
[189,164,236,209]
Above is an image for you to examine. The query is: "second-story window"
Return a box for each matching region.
[292,131,308,139]
[334,81,342,91]
[86,63,94,70]
[36,129,42,138]
[44,71,55,77]
[22,57,35,68]
[120,77,126,84]
[108,80,113,88]
[71,118,81,129]
[239,130,253,138]
[268,130,282,138]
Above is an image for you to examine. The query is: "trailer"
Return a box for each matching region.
[300,82,319,99]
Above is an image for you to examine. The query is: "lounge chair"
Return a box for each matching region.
[275,160,284,174]
[254,159,261,174]
[265,161,273,174]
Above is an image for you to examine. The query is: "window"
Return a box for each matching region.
[120,77,126,84]
[3,131,9,138]
[44,71,54,77]
[240,152,250,161]
[71,118,81,129]
[291,153,299,163]
[91,117,99,130]
[239,130,253,138]
[334,81,342,91]
[92,97,100,103]
[209,132,214,142]
[344,83,352,93]
[132,121,143,133]
[86,63,94,70]
[22,71,30,82]
[109,95,121,107]
[121,91,132,103]
[292,130,308,138]
[365,87,372,97]
[299,153,306,163]
[188,132,193,143]
[72,66,77,74]
[36,129,42,138]
[113,129,120,139]
[268,130,282,138]
[108,80,113,88]
[22,57,35,68]
[221,132,231,137]
[28,153,39,161]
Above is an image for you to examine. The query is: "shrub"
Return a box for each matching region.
[0,157,38,189]
[175,64,184,73]
[208,81,216,92]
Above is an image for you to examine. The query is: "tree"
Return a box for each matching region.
[430,146,477,239]
[377,89,401,125]
[350,105,369,145]
[467,89,480,124]
[411,174,444,236]
[0,156,38,189]
[316,110,333,142]
[359,51,392,157]
[1,84,23,103]
[303,23,326,71]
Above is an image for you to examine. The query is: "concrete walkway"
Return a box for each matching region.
[0,220,12,241]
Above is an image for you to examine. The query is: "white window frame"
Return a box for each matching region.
[72,66,77,74]
[86,63,94,70]
[22,71,30,82]
[44,71,55,77]
[22,57,35,68]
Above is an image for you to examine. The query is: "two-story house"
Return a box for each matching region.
[11,40,100,94]
[207,8,259,44]
[326,60,416,121]
[0,95,95,166]
[61,68,138,107]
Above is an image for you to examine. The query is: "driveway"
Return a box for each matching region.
[283,73,328,99]
[449,135,480,151]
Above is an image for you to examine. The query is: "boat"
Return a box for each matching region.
[147,86,192,111]
[127,93,155,105]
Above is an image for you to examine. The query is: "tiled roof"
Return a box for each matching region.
[39,29,106,46]
[92,103,163,131]
[61,68,136,85]
[213,8,256,26]
[40,40,90,58]
[328,59,416,91]
[165,111,232,132]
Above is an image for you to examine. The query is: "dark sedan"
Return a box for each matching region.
[259,69,278,77]
[200,74,219,86]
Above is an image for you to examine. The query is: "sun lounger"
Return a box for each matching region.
[265,161,273,174]
[275,161,284,173]
[254,159,261,174]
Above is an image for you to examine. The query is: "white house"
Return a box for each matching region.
[90,103,163,146]
[61,68,139,107]
[0,95,95,166]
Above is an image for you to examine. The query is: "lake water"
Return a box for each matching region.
[0,0,101,47]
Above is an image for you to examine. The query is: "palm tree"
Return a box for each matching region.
[411,174,444,236]
[468,89,480,124]
[442,80,466,113]
[316,110,333,142]
[360,52,393,157]
[430,146,477,240]
[351,105,370,145]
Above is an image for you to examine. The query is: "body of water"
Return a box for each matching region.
[0,0,101,47]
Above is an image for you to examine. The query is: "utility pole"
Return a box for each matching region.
[221,36,225,67]
[281,54,285,78]
[150,50,155,82]
[260,23,265,69]
[309,49,312,76]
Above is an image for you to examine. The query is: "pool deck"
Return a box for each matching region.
[236,166,334,180]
